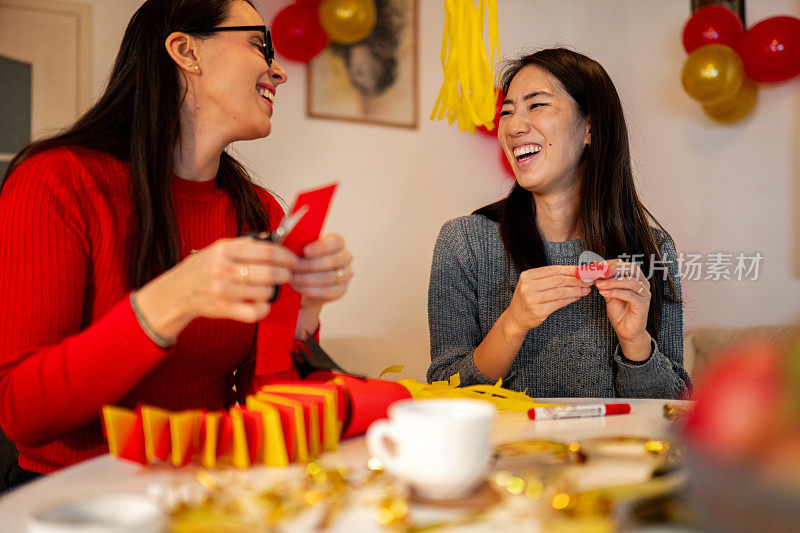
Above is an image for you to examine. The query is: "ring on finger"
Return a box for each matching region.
[637,281,645,296]
[334,267,344,284]
[240,265,250,285]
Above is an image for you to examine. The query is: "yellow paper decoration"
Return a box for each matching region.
[430,0,500,133]
[259,384,339,453]
[400,374,562,412]
[201,411,221,469]
[245,397,290,467]
[378,365,405,379]
[101,405,137,458]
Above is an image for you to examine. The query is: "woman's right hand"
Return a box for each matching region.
[505,265,593,336]
[134,236,298,340]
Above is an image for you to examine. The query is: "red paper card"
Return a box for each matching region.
[281,184,337,254]
[576,261,610,281]
[256,183,338,377]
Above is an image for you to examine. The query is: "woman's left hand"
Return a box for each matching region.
[594,259,652,361]
[291,233,354,309]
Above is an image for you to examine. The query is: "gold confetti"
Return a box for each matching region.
[552,493,571,510]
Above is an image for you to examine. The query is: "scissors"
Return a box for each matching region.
[246,204,309,302]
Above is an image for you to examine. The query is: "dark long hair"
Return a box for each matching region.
[0,0,270,289]
[475,48,678,342]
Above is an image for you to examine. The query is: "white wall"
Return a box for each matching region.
[81,0,800,381]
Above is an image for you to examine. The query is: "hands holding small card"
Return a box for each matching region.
[505,265,594,334]
[594,259,653,362]
[576,257,653,361]
[505,258,652,360]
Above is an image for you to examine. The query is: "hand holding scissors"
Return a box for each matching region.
[247,205,309,302]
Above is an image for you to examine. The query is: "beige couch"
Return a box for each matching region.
[683,325,795,378]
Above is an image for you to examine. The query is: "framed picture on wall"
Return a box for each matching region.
[691,0,745,23]
[306,0,418,129]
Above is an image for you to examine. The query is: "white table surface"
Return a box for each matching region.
[0,398,692,532]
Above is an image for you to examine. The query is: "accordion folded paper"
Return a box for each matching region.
[259,384,340,453]
[101,405,146,465]
[253,392,308,462]
[140,405,170,462]
[102,381,341,468]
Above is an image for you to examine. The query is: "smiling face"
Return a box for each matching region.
[499,65,590,195]
[191,0,287,142]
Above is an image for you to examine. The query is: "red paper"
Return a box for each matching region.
[256,183,338,376]
[262,401,298,462]
[307,372,412,439]
[119,409,147,465]
[238,407,264,464]
[216,411,233,457]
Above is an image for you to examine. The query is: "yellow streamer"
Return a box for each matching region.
[400,375,562,412]
[378,365,405,379]
[430,0,500,133]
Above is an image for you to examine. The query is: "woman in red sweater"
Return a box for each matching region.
[0,0,353,487]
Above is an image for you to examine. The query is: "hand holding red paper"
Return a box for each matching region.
[506,265,593,333]
[594,259,652,361]
[291,233,354,308]
[256,184,343,376]
[134,235,299,340]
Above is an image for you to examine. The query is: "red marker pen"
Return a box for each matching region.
[527,403,631,420]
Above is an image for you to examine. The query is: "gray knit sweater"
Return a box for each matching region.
[427,215,690,399]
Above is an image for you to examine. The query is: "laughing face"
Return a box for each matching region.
[498,65,590,195]
[193,0,287,142]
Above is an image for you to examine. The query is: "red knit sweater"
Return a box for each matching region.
[0,146,293,473]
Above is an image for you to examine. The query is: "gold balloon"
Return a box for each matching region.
[319,0,376,45]
[703,77,758,123]
[681,44,744,103]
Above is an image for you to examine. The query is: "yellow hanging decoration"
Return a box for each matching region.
[430,0,500,133]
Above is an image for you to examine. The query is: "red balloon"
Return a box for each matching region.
[271,4,328,63]
[682,6,743,53]
[477,88,504,137]
[499,147,514,179]
[738,16,800,83]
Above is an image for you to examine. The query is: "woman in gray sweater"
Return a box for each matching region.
[428,49,690,399]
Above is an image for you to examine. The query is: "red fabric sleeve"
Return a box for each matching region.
[0,153,168,447]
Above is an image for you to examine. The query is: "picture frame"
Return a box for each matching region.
[691,0,745,25]
[306,0,418,129]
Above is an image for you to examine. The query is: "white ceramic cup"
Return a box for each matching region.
[366,398,496,499]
